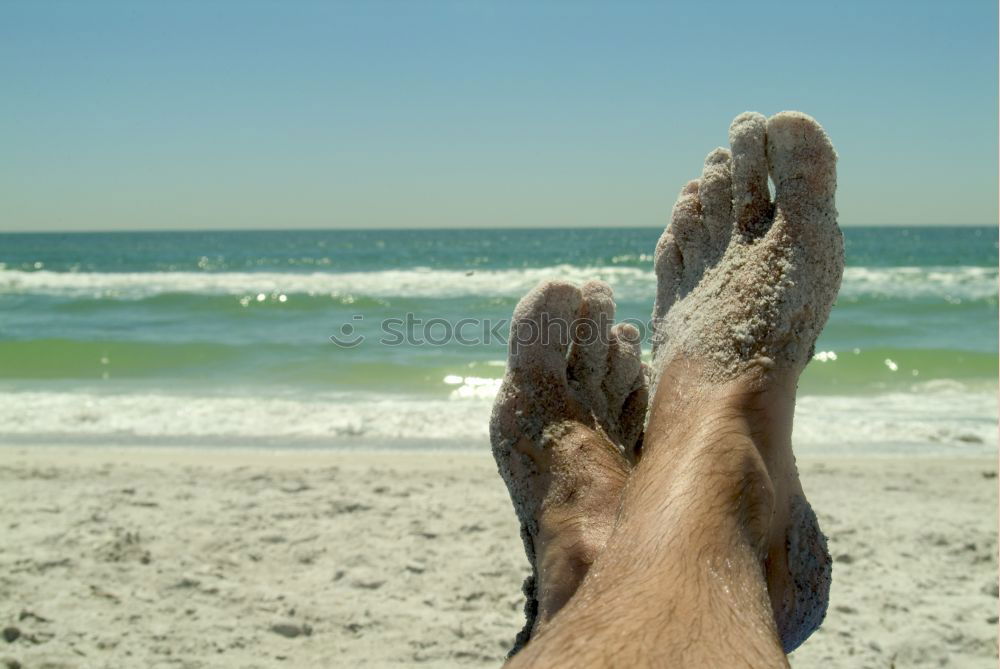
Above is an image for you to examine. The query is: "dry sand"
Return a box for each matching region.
[0,446,996,668]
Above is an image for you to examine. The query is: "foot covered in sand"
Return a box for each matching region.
[490,279,647,653]
[649,111,843,651]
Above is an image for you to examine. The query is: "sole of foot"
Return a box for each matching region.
[649,110,842,652]
[490,279,648,653]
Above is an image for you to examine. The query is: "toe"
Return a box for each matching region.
[729,112,773,239]
[670,179,708,295]
[766,112,837,215]
[567,280,615,408]
[603,323,643,413]
[508,280,583,374]
[652,228,682,347]
[698,147,734,253]
[603,324,646,452]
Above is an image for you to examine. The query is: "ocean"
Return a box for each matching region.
[0,227,996,455]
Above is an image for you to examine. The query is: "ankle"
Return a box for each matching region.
[635,421,777,563]
[691,433,777,558]
[533,515,608,625]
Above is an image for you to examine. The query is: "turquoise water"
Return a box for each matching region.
[0,227,996,452]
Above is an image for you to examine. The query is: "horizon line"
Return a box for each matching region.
[0,222,996,235]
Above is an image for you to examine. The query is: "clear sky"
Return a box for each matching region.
[1,0,997,231]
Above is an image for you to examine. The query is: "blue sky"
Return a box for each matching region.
[1,0,997,231]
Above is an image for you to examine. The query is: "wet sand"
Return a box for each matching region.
[0,446,996,668]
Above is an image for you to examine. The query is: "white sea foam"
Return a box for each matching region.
[0,387,994,455]
[1,265,995,302]
[0,390,491,443]
[839,266,999,302]
[0,266,649,301]
[792,390,998,455]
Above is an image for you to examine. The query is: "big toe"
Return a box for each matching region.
[766,112,837,212]
[509,280,583,375]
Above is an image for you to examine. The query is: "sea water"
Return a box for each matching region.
[0,227,995,455]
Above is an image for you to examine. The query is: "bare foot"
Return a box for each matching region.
[490,279,647,653]
[648,111,842,651]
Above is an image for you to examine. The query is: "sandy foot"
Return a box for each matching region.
[648,111,843,651]
[651,111,843,388]
[489,279,646,652]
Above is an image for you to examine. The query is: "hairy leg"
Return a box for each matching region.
[508,385,790,667]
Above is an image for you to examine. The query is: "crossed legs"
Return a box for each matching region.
[508,372,795,667]
[491,111,842,666]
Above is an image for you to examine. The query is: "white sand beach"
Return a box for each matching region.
[0,446,996,668]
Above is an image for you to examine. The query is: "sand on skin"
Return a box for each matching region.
[0,445,996,668]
